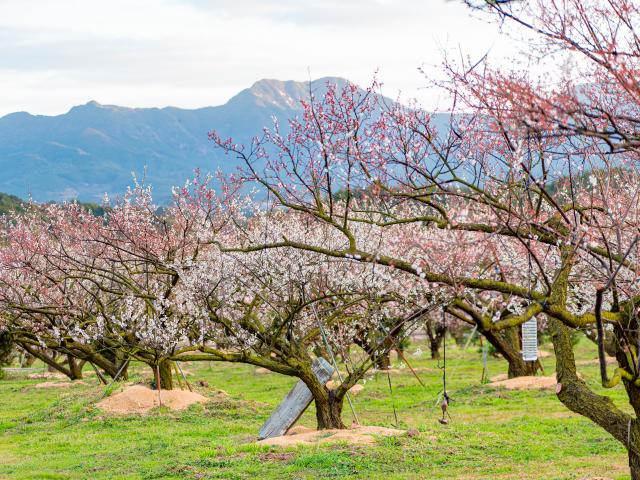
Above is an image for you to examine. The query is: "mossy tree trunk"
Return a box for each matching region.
[446,304,541,378]
[99,345,129,381]
[299,362,347,430]
[67,355,84,380]
[549,317,640,478]
[47,350,59,373]
[425,318,446,359]
[20,352,36,368]
[314,390,346,430]
[156,360,174,391]
[19,344,77,379]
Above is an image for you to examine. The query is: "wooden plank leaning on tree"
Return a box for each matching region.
[258,357,334,440]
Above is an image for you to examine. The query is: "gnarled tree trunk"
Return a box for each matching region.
[19,343,79,380]
[549,317,639,478]
[301,364,347,430]
[67,355,84,380]
[425,318,446,359]
[631,449,640,480]
[156,360,174,391]
[314,390,346,430]
[20,352,36,368]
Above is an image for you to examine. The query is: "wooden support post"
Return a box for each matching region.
[173,362,184,390]
[258,358,333,440]
[154,365,163,407]
[89,362,108,385]
[175,361,193,392]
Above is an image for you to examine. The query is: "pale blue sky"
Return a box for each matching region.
[0,0,512,116]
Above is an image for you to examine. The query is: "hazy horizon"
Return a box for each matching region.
[0,0,516,117]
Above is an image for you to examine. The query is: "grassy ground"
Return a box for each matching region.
[0,339,632,479]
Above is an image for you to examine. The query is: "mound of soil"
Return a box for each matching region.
[488,375,557,390]
[96,385,209,414]
[28,372,68,380]
[382,367,437,375]
[258,425,406,447]
[34,381,86,389]
[325,381,365,397]
[576,356,617,366]
[349,384,364,396]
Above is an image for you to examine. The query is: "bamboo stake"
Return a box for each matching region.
[154,365,163,407]
[175,361,193,392]
[99,359,129,399]
[396,348,426,388]
[173,362,184,390]
[89,362,108,385]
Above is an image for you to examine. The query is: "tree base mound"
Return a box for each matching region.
[34,381,86,389]
[28,372,68,380]
[325,381,364,396]
[257,425,406,446]
[488,375,557,390]
[96,385,209,414]
[576,356,616,366]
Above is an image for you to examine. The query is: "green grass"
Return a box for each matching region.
[0,339,632,479]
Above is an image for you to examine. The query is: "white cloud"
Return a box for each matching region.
[0,0,514,116]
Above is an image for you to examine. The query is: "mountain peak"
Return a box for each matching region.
[68,100,134,115]
[227,77,352,110]
[0,76,379,203]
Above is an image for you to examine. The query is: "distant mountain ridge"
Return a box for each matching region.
[0,191,106,217]
[0,77,352,202]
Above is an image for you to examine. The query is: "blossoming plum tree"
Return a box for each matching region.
[209,36,640,472]
[452,1,640,475]
[172,209,443,428]
[0,178,236,388]
[0,178,441,427]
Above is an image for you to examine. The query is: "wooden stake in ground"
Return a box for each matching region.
[154,365,162,407]
[396,348,425,388]
[99,359,130,400]
[89,362,108,385]
[175,362,193,392]
[173,362,184,390]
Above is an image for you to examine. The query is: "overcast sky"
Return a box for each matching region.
[0,0,514,117]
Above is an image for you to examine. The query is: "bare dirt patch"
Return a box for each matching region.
[349,384,364,396]
[96,385,209,414]
[28,372,68,380]
[487,375,557,390]
[325,381,364,397]
[257,425,407,447]
[259,452,295,462]
[34,381,86,389]
[576,357,617,366]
